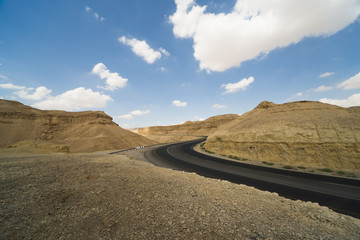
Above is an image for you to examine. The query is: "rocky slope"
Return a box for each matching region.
[205,101,360,170]
[0,99,156,153]
[135,114,238,143]
[1,152,359,239]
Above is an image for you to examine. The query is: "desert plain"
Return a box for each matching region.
[1,99,360,239]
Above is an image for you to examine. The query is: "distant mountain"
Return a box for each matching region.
[0,99,156,153]
[205,101,360,170]
[135,114,239,143]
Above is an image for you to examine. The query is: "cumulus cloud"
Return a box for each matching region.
[319,72,335,78]
[310,85,333,92]
[337,72,360,90]
[212,103,226,109]
[221,76,254,94]
[296,92,303,97]
[173,100,187,107]
[170,0,360,72]
[116,109,151,120]
[15,86,52,100]
[0,83,26,90]
[91,63,128,91]
[320,93,360,108]
[119,36,169,64]
[0,83,51,100]
[32,87,112,111]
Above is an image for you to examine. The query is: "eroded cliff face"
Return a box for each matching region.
[0,99,156,153]
[135,114,239,143]
[205,101,360,170]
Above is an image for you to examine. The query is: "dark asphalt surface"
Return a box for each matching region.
[145,138,360,218]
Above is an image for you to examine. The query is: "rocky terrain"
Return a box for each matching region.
[135,114,238,143]
[205,101,360,170]
[1,99,360,239]
[1,151,359,239]
[0,99,156,154]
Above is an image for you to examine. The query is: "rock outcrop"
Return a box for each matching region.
[205,101,360,170]
[135,114,239,143]
[0,99,156,153]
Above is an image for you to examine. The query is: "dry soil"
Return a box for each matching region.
[1,148,359,239]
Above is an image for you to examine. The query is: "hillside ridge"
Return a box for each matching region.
[135,114,239,143]
[0,99,156,154]
[205,100,360,170]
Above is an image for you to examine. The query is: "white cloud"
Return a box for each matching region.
[91,63,128,91]
[15,86,52,100]
[319,72,335,78]
[0,83,26,90]
[170,0,360,72]
[337,72,360,90]
[85,6,91,12]
[32,87,112,111]
[119,36,168,64]
[117,114,133,120]
[170,0,206,38]
[287,91,304,101]
[173,100,187,107]
[116,109,151,120]
[311,85,333,92]
[0,83,51,100]
[131,109,150,116]
[213,103,226,109]
[221,76,254,94]
[320,93,360,108]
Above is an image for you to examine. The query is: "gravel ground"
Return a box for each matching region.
[1,150,359,239]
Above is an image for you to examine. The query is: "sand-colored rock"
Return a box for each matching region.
[135,114,238,143]
[0,99,156,153]
[205,101,360,170]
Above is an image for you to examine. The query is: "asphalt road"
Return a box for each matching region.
[145,138,360,218]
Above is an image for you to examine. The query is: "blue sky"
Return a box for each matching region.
[1,0,360,128]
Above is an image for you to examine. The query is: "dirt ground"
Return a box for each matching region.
[1,148,359,239]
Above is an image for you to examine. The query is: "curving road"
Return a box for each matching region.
[145,138,360,218]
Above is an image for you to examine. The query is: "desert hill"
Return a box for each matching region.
[135,114,239,143]
[0,99,156,153]
[204,101,360,170]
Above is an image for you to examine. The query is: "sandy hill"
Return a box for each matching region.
[0,99,156,154]
[205,101,360,170]
[135,114,239,143]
